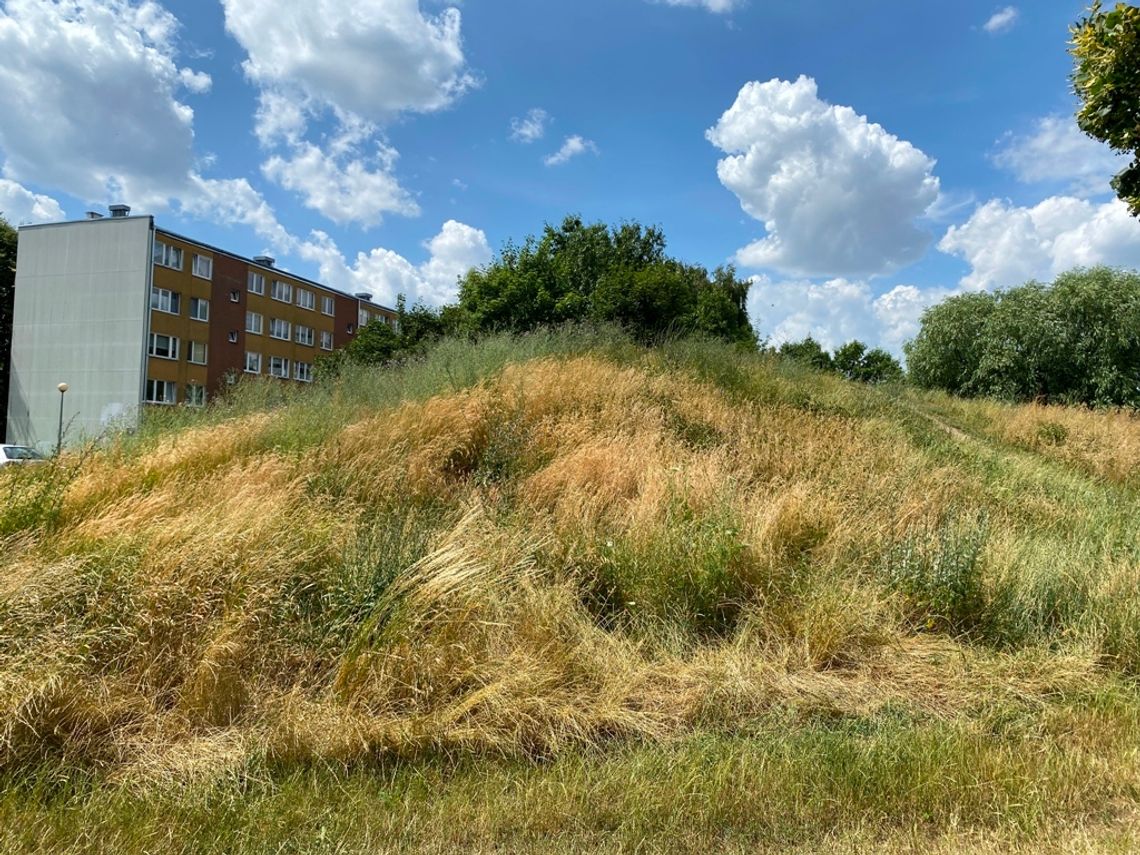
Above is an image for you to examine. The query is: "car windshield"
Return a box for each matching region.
[3,446,44,460]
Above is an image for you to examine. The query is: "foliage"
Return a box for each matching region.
[906,267,1140,406]
[458,215,755,346]
[777,336,904,384]
[1071,1,1140,214]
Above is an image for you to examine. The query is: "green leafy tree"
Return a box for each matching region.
[832,340,904,384]
[905,292,998,396]
[458,215,754,346]
[0,215,16,438]
[777,337,834,371]
[1071,2,1140,214]
[906,267,1140,407]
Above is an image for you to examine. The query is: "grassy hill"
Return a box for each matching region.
[2,328,1139,853]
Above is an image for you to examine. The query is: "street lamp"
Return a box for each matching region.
[56,382,69,456]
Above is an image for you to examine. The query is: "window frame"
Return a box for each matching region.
[269,318,291,341]
[189,297,210,322]
[321,295,335,316]
[191,254,213,280]
[144,379,177,405]
[248,271,266,295]
[153,240,183,270]
[148,333,179,361]
[296,288,315,310]
[294,362,313,383]
[246,311,263,335]
[268,356,290,379]
[294,325,314,347]
[151,287,181,316]
[187,341,208,365]
[185,385,206,407]
[244,351,262,374]
[270,280,293,303]
[320,330,334,351]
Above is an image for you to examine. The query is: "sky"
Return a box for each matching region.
[2,0,1139,355]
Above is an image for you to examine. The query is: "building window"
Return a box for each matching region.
[186,385,206,407]
[271,280,292,303]
[148,333,179,360]
[145,379,177,405]
[359,309,370,327]
[321,295,335,316]
[229,290,241,303]
[296,288,315,310]
[191,254,213,279]
[189,297,209,322]
[228,330,239,343]
[151,287,180,315]
[248,272,265,295]
[187,341,207,365]
[244,351,262,374]
[269,318,291,340]
[294,325,314,347]
[268,356,290,378]
[294,362,313,383]
[246,311,263,334]
[346,323,355,334]
[153,240,183,270]
[320,330,333,351]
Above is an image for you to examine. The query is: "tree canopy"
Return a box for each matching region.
[777,336,903,385]
[456,216,755,346]
[906,267,1140,407]
[1071,1,1140,214]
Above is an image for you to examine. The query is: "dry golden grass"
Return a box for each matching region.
[0,344,1137,842]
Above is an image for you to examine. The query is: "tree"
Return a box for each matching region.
[0,215,16,438]
[457,215,755,347]
[906,267,1140,407]
[905,292,998,396]
[832,340,904,385]
[1071,2,1140,214]
[777,337,834,371]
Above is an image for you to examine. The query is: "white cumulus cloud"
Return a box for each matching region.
[301,220,491,306]
[983,6,1019,35]
[939,196,1140,291]
[707,76,940,278]
[510,108,550,144]
[0,0,210,208]
[0,179,65,224]
[544,135,599,167]
[992,115,1125,197]
[221,0,474,123]
[748,275,950,355]
[262,142,419,227]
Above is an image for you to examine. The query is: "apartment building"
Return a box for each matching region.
[5,207,396,449]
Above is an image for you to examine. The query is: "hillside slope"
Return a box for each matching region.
[2,331,1139,852]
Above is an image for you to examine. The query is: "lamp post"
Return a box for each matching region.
[56,382,69,456]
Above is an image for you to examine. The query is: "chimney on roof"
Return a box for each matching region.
[354,292,373,301]
[108,204,131,218]
[85,211,104,220]
[253,255,275,268]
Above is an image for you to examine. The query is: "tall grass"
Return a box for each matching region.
[1,330,1139,847]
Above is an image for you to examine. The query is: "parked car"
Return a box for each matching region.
[0,445,47,466]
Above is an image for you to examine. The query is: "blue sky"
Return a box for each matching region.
[2,0,1139,353]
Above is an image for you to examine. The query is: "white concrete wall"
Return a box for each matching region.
[7,217,152,451]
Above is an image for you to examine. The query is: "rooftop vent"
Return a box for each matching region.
[354,292,373,301]
[108,204,131,218]
[253,255,275,268]
[85,211,104,220]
